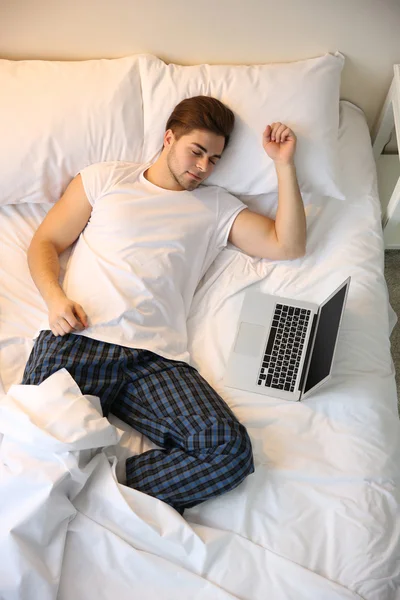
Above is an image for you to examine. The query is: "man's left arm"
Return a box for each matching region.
[274,160,307,257]
[228,121,307,260]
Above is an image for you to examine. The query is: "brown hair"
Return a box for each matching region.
[163,95,235,152]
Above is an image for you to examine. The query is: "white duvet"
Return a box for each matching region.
[0,102,399,600]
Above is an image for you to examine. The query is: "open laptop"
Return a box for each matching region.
[224,277,351,401]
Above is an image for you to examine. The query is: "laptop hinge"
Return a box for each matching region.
[298,313,318,396]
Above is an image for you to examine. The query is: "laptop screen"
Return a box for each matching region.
[303,283,348,394]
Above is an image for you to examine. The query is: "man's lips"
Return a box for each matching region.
[187,172,202,181]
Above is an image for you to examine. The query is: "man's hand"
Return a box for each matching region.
[48,294,89,337]
[262,122,297,165]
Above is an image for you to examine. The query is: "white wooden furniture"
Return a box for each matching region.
[372,64,400,249]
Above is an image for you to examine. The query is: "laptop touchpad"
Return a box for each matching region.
[234,322,266,357]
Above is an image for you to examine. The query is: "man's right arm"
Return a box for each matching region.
[28,174,93,336]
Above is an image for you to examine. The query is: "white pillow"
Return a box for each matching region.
[138,52,345,200]
[0,56,143,205]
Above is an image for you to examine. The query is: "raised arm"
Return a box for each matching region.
[228,122,306,260]
[28,174,92,336]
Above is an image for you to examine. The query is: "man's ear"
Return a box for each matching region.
[163,129,175,150]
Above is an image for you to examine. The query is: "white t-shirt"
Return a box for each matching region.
[37,161,247,365]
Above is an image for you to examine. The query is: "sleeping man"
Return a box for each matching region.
[21,95,307,516]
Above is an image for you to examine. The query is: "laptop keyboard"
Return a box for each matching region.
[257,304,311,392]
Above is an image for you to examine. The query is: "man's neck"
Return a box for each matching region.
[144,158,184,192]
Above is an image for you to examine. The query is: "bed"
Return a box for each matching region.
[0,53,399,600]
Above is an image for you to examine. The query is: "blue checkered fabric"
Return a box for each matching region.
[22,331,255,515]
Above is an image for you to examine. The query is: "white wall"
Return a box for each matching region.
[1,0,399,133]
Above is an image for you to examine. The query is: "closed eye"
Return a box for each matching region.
[192,151,217,165]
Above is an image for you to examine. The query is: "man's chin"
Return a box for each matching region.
[179,179,198,191]
[184,174,203,190]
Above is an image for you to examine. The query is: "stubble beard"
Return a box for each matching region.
[167,148,199,191]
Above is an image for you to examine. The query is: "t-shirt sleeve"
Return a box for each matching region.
[77,161,122,206]
[214,187,248,250]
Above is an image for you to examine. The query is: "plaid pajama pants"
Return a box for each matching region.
[21,331,255,515]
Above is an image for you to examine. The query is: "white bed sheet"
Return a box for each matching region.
[0,101,399,600]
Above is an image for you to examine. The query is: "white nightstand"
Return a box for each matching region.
[372,64,400,249]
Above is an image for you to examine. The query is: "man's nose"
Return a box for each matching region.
[196,156,210,172]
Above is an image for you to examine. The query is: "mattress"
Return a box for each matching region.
[0,101,399,600]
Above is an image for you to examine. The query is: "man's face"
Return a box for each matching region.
[165,129,225,191]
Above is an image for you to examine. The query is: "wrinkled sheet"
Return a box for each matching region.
[0,102,399,600]
[1,368,366,600]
